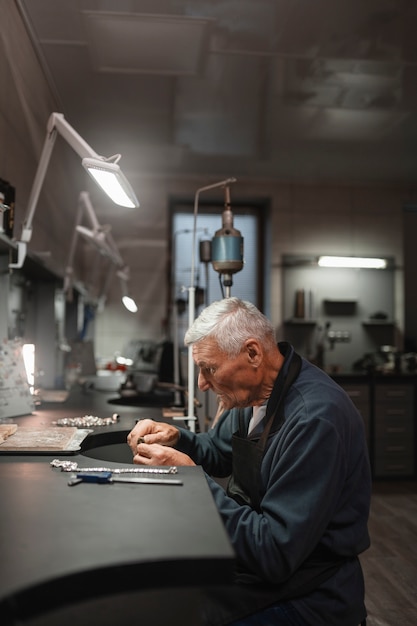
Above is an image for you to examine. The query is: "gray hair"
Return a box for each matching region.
[184,297,276,358]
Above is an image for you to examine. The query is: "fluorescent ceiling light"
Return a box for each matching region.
[82,157,138,208]
[318,256,387,269]
[10,112,139,269]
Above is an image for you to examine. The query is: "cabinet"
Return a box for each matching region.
[335,376,416,479]
[374,383,415,478]
[340,383,370,446]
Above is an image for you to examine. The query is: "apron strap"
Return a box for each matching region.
[257,349,302,451]
[237,344,302,444]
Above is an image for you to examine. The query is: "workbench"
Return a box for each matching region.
[0,386,235,625]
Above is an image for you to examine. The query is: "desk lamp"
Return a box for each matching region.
[10,112,139,269]
[64,191,138,313]
[117,266,138,313]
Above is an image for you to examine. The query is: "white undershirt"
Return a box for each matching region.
[247,404,267,435]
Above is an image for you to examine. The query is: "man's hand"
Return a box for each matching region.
[127,418,180,454]
[133,442,195,467]
[127,419,195,466]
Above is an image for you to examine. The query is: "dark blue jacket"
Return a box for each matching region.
[176,348,371,625]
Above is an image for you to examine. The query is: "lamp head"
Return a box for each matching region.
[118,267,138,313]
[9,112,140,269]
[82,157,139,208]
[122,295,138,313]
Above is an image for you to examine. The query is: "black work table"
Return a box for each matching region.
[0,387,235,625]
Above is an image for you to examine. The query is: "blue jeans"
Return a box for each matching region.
[228,601,307,626]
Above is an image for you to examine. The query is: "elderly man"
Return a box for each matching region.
[127,297,371,626]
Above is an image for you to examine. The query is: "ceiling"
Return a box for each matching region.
[15,0,417,191]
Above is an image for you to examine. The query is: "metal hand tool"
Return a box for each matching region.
[68,471,183,487]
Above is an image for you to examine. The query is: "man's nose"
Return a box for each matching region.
[198,370,210,392]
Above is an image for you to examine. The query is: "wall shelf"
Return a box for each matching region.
[323,299,357,315]
[284,319,317,326]
[282,254,395,370]
[362,320,395,327]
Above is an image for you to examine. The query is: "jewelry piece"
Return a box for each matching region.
[50,459,76,471]
[50,459,178,474]
[52,414,120,428]
[137,436,145,445]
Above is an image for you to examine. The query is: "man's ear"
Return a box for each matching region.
[245,339,262,366]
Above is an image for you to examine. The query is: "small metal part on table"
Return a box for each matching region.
[52,414,120,427]
[67,477,84,487]
[51,459,178,474]
[111,476,183,486]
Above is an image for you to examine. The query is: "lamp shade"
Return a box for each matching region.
[119,268,138,313]
[122,295,138,313]
[82,157,138,208]
[9,112,139,269]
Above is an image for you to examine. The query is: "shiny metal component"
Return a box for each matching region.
[52,413,120,427]
[67,477,83,487]
[51,459,178,474]
[50,459,77,471]
[111,476,183,486]
[67,472,182,486]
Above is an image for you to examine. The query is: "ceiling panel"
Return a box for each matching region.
[83,11,213,75]
[15,0,417,189]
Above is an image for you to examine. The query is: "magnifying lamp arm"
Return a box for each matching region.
[79,190,102,232]
[20,126,57,246]
[49,113,100,161]
[10,112,137,270]
[8,126,59,269]
[105,230,124,268]
[63,234,79,298]
[23,115,102,244]
[76,191,124,267]
[63,265,74,297]
[62,194,85,297]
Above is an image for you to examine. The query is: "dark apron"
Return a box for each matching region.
[226,344,302,513]
[202,343,348,626]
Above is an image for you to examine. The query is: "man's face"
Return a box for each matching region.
[192,337,260,410]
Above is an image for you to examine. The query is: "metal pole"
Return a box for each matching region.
[185,178,236,431]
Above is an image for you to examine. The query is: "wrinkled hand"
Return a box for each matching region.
[133,442,195,467]
[127,418,179,451]
[126,419,195,466]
